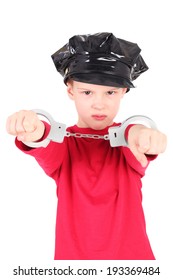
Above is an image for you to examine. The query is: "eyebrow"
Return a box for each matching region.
[77,88,91,90]
[77,87,120,90]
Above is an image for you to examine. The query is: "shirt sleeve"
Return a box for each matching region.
[15,121,66,180]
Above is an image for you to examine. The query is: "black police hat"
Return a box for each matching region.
[51,32,148,90]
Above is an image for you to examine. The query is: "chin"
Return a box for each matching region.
[90,123,108,130]
[92,120,114,130]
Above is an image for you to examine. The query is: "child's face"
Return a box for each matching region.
[67,80,126,130]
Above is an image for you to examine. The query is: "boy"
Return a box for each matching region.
[6,33,166,260]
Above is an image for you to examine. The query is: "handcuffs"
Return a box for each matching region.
[23,109,157,148]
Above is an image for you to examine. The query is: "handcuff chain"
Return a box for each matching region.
[66,132,109,140]
[24,110,157,148]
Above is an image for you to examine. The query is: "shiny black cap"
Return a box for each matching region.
[51,32,148,90]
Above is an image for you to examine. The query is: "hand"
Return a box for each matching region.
[127,124,167,167]
[6,110,45,142]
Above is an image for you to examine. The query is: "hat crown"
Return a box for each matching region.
[69,33,113,54]
[69,33,141,66]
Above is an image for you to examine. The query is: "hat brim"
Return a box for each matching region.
[65,73,134,92]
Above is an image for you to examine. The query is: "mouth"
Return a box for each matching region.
[92,115,107,121]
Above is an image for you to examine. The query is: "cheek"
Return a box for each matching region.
[110,97,121,109]
[108,97,122,115]
[74,99,89,115]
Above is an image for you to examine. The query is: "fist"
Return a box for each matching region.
[128,124,167,167]
[6,110,45,142]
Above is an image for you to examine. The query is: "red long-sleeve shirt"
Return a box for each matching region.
[15,122,155,260]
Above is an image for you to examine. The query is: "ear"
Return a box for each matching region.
[66,82,75,100]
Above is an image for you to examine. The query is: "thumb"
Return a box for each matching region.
[130,145,148,167]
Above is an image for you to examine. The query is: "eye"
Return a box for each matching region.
[107,91,116,95]
[83,91,92,95]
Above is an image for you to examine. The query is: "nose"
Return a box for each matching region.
[91,94,105,110]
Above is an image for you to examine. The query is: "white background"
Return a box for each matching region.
[0,0,172,279]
